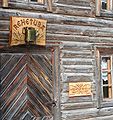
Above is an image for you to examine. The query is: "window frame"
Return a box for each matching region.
[101,55,113,99]
[29,0,45,4]
[95,46,113,108]
[96,0,113,16]
[2,0,8,7]
[2,0,45,7]
[2,0,53,12]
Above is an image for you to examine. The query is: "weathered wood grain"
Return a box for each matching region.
[8,2,47,11]
[0,0,113,120]
[0,52,54,120]
[61,102,94,110]
[54,0,91,7]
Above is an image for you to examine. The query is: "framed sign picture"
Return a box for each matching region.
[10,16,47,46]
[69,82,92,97]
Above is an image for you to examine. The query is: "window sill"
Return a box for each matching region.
[29,1,44,5]
[100,10,113,17]
[101,100,113,108]
[103,98,113,102]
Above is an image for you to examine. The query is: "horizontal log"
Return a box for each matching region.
[53,3,92,17]
[62,58,93,63]
[1,28,113,46]
[8,2,46,11]
[47,34,113,45]
[55,0,91,7]
[1,9,113,28]
[62,107,113,120]
[0,39,8,45]
[85,115,113,120]
[62,60,93,65]
[101,11,113,18]
[66,75,93,83]
[62,50,92,55]
[61,73,93,77]
[0,20,9,30]
[47,24,113,37]
[61,92,92,103]
[63,44,92,49]
[63,67,93,74]
[62,54,93,59]
[0,31,9,39]
[61,102,94,110]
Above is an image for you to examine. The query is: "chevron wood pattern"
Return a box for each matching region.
[0,53,53,120]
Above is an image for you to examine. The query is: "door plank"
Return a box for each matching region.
[0,52,53,120]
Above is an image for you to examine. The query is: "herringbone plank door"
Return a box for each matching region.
[0,52,54,120]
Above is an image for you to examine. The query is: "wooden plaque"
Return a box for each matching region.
[69,82,92,97]
[10,16,47,46]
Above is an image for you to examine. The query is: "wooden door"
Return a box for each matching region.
[0,48,55,120]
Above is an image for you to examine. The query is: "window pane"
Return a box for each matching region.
[102,0,107,2]
[103,80,108,84]
[101,57,108,82]
[101,56,112,99]
[31,0,37,1]
[102,72,108,81]
[102,0,107,9]
[30,0,44,3]
[103,86,109,98]
[101,57,108,69]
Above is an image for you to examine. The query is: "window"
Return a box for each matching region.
[30,0,44,4]
[101,56,112,99]
[2,0,45,7]
[96,47,113,108]
[102,0,107,9]
[96,0,113,16]
[101,0,112,10]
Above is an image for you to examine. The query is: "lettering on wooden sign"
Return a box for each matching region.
[69,82,92,97]
[10,16,47,46]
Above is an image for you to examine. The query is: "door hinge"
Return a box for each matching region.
[46,100,57,107]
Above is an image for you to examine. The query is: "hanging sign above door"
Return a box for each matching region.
[10,16,47,46]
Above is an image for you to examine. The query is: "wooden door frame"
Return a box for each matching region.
[51,46,61,120]
[0,45,61,120]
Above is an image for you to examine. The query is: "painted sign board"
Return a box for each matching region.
[69,82,92,97]
[10,16,47,46]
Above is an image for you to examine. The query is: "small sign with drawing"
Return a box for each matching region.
[69,82,92,97]
[10,16,47,46]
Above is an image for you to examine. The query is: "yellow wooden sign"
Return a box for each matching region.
[10,16,47,46]
[69,82,92,97]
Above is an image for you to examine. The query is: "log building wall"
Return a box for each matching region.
[1,0,113,120]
